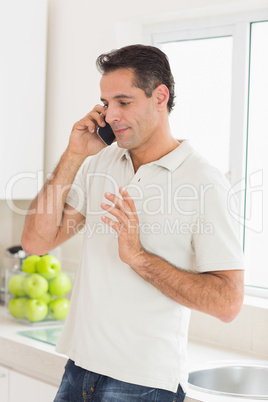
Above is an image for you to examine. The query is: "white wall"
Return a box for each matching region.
[44,0,267,174]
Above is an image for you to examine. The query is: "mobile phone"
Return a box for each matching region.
[97,118,115,146]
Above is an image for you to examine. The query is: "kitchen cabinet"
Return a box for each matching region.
[0,0,47,199]
[0,365,9,402]
[0,306,67,391]
[0,364,57,402]
[9,369,58,402]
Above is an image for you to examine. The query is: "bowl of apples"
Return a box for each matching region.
[6,254,72,325]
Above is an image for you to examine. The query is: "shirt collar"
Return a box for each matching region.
[120,140,194,172]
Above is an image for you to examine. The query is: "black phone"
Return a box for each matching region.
[97,118,115,146]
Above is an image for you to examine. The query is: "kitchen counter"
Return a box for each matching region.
[0,306,267,400]
[0,306,67,386]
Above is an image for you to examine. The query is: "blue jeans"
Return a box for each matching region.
[54,359,186,402]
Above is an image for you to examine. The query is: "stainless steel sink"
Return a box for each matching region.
[188,364,268,399]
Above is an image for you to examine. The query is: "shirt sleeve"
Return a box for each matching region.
[65,157,91,217]
[192,175,245,273]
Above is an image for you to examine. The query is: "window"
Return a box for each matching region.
[146,11,268,296]
[244,21,268,291]
[160,36,232,175]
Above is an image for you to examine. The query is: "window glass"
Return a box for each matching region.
[244,21,268,289]
[160,37,233,175]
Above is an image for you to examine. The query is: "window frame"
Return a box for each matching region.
[143,9,268,298]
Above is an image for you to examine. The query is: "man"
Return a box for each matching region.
[21,44,244,401]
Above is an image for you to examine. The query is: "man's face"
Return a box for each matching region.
[100,68,159,151]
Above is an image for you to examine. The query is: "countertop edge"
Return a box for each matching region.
[0,335,67,386]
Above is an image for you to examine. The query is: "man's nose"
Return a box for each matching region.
[105,107,120,125]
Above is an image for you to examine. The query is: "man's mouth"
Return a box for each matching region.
[113,127,129,135]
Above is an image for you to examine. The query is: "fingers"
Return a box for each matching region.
[101,200,130,228]
[73,105,106,134]
[102,187,137,220]
[119,187,137,216]
[100,187,138,233]
[101,214,121,234]
[87,105,106,129]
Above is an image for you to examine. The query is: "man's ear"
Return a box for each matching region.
[154,84,170,111]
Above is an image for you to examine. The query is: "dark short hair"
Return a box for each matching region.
[96,44,175,113]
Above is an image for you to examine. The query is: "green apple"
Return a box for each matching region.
[25,299,48,322]
[49,273,71,297]
[23,273,48,298]
[8,297,28,319]
[21,255,41,274]
[48,298,70,320]
[38,292,53,304]
[36,254,61,279]
[8,274,26,297]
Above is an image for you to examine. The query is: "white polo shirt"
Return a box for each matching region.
[56,140,244,393]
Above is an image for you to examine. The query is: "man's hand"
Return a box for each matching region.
[67,104,108,158]
[101,187,144,266]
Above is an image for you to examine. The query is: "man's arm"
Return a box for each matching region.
[129,254,244,323]
[21,105,107,255]
[101,187,244,323]
[21,151,86,255]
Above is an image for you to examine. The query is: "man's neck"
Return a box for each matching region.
[130,135,180,173]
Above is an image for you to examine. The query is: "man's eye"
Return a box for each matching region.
[103,104,108,108]
[120,102,130,106]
